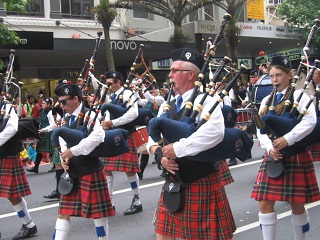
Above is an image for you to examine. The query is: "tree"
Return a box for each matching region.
[93,0,116,71]
[0,0,26,69]
[113,0,220,49]
[277,0,320,59]
[212,0,247,62]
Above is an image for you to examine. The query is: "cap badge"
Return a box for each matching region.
[64,88,70,94]
[185,52,191,60]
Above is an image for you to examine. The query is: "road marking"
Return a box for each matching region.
[2,158,318,237]
[234,201,320,234]
[0,159,264,219]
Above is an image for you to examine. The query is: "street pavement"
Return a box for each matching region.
[1,140,320,240]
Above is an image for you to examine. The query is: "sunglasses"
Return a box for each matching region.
[58,97,74,105]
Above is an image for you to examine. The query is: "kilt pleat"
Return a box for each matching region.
[251,151,320,203]
[101,134,139,173]
[51,148,61,165]
[36,132,53,153]
[220,160,234,186]
[154,172,236,240]
[0,155,31,198]
[308,143,320,162]
[58,169,114,218]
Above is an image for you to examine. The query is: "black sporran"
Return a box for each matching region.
[58,171,78,195]
[266,155,287,178]
[163,179,185,213]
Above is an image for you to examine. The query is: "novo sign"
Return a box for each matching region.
[111,41,138,51]
[110,41,152,51]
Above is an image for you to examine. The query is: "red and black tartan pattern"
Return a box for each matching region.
[100,134,140,173]
[154,172,236,240]
[308,143,320,162]
[58,169,114,218]
[0,155,31,198]
[251,151,320,203]
[220,160,234,186]
[36,132,53,154]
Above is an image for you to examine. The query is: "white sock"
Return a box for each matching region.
[259,212,277,240]
[127,174,141,205]
[291,210,309,240]
[12,198,35,228]
[53,218,71,240]
[93,217,109,240]
[106,175,114,206]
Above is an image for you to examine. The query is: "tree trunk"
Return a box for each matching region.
[103,26,115,71]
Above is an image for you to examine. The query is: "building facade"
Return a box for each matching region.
[0,0,302,98]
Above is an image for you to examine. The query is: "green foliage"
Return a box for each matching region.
[2,0,27,12]
[278,0,320,58]
[93,4,116,28]
[169,29,191,49]
[113,0,216,49]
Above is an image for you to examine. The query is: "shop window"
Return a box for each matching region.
[61,0,94,19]
[6,0,44,17]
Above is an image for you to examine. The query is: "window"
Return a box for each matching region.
[6,0,44,17]
[133,10,148,19]
[133,9,154,20]
[269,0,282,4]
[189,10,198,22]
[204,5,213,21]
[61,0,94,19]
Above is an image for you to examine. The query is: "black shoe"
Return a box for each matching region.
[160,171,165,178]
[228,158,238,166]
[124,195,143,215]
[43,190,60,199]
[12,224,37,240]
[137,172,143,180]
[26,167,38,174]
[48,165,56,173]
[152,161,157,164]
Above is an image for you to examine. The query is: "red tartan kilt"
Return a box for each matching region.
[58,169,114,219]
[100,135,139,173]
[251,151,320,203]
[308,143,320,162]
[219,160,234,186]
[0,155,31,198]
[154,172,236,240]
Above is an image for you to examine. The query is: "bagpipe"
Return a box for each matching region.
[100,76,156,127]
[253,19,320,151]
[148,64,253,163]
[147,13,253,163]
[0,49,41,141]
[51,34,129,158]
[51,76,129,158]
[100,44,156,127]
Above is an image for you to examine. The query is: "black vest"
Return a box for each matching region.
[0,140,23,158]
[165,99,219,184]
[65,108,104,179]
